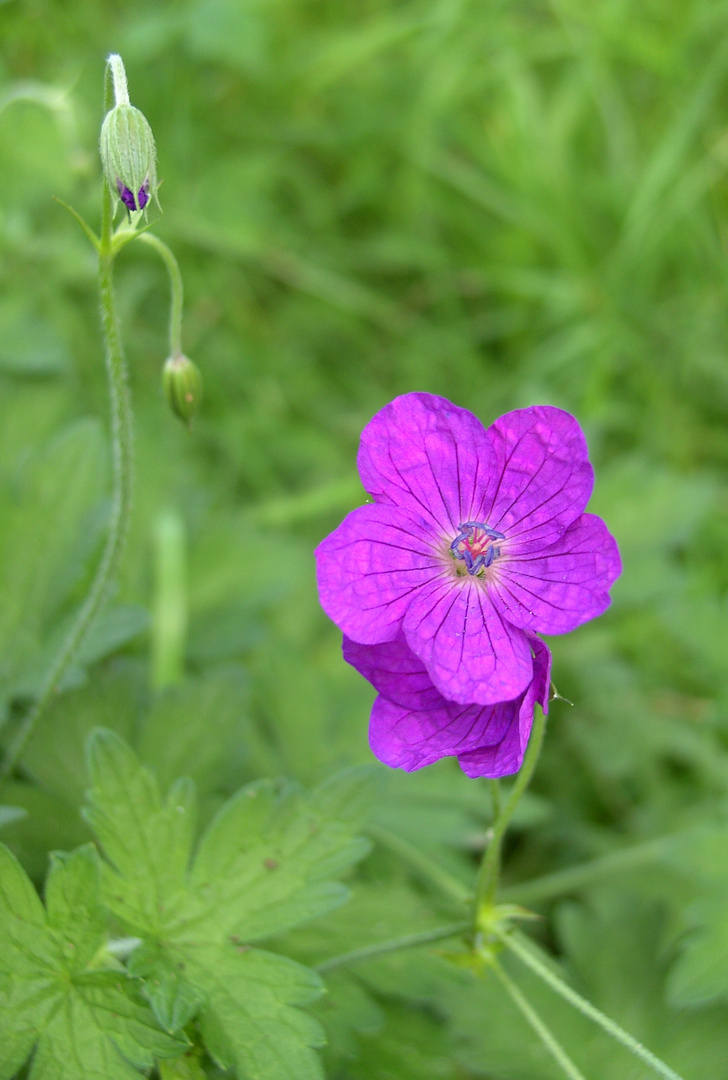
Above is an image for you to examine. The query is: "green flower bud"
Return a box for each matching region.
[163,355,203,431]
[100,55,158,214]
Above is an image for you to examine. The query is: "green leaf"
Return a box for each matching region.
[45,846,107,969]
[76,604,150,666]
[668,899,728,1007]
[137,666,248,792]
[311,971,384,1065]
[0,419,107,704]
[279,881,460,1067]
[84,731,197,934]
[83,730,378,1079]
[158,1052,208,1080]
[12,604,149,703]
[193,947,324,1078]
[21,661,143,808]
[128,942,208,1032]
[0,781,90,882]
[665,826,728,1006]
[0,843,185,1080]
[346,1000,462,1080]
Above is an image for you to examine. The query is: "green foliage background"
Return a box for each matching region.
[3,0,728,1077]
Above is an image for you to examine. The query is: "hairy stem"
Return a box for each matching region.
[316,921,468,974]
[490,959,588,1080]
[473,707,546,926]
[0,182,133,787]
[499,930,687,1080]
[136,231,184,358]
[107,53,129,107]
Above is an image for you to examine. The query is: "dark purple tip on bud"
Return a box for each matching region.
[116,177,149,212]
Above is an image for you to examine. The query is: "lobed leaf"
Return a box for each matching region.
[83,730,378,1079]
[0,843,185,1080]
[84,730,197,935]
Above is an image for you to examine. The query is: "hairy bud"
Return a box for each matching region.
[100,55,158,214]
[163,355,203,430]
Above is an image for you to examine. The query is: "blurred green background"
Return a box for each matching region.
[3,0,728,1077]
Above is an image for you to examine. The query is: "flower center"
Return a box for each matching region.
[450,521,505,575]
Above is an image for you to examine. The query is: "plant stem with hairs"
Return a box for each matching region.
[0,55,146,788]
[0,186,133,789]
[472,706,547,927]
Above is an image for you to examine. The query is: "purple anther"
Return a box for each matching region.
[116,177,150,212]
[450,528,473,554]
[451,521,504,575]
[461,521,505,540]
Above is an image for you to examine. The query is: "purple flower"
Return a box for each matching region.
[316,394,620,707]
[344,634,551,778]
[116,177,149,212]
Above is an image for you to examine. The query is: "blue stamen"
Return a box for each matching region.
[461,520,505,540]
[450,529,472,554]
[450,521,505,575]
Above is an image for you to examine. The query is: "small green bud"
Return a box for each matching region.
[100,55,158,213]
[163,355,203,430]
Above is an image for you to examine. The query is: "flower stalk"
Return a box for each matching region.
[0,180,133,788]
[497,929,687,1080]
[106,53,130,107]
[472,706,547,929]
[0,53,165,788]
[316,921,469,974]
[137,232,183,358]
[490,958,588,1080]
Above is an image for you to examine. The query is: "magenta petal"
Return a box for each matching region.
[315,503,443,644]
[458,638,552,778]
[402,578,533,705]
[316,393,620,734]
[481,406,594,551]
[492,513,622,635]
[357,393,498,532]
[343,635,443,710]
[369,695,511,771]
[368,636,552,776]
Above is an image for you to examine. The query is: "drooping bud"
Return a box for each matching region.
[99,54,158,214]
[163,355,203,431]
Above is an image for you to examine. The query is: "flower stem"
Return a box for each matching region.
[490,958,588,1080]
[498,930,687,1080]
[473,707,546,927]
[136,231,184,358]
[106,53,130,107]
[0,182,133,788]
[316,921,468,974]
